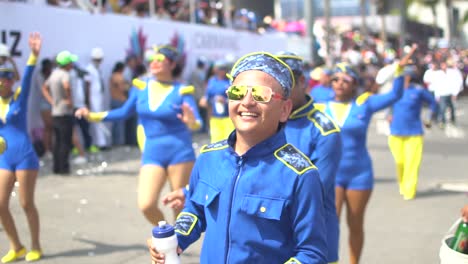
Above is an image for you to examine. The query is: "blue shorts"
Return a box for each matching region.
[141,132,195,167]
[0,137,39,171]
[336,157,374,190]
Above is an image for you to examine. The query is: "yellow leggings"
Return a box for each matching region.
[388,135,423,200]
[209,117,234,143]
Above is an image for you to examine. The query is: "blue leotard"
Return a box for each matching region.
[89,78,202,167]
[316,76,404,190]
[0,54,39,171]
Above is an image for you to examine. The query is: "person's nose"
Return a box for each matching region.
[240,89,256,106]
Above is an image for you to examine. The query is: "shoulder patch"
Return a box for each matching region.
[200,140,228,153]
[132,78,146,90]
[356,92,372,106]
[179,85,195,95]
[308,109,340,136]
[274,144,316,175]
[175,212,198,236]
[13,87,22,101]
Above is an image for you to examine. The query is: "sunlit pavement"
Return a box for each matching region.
[0,98,467,263]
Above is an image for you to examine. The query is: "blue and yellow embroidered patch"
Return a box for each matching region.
[175,212,198,236]
[308,109,340,136]
[274,144,316,175]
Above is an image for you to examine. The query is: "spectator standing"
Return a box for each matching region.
[85,47,111,150]
[42,51,76,175]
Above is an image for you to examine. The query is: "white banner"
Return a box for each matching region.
[0,2,288,132]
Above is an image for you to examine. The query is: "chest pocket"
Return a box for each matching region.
[190,180,220,208]
[241,195,286,221]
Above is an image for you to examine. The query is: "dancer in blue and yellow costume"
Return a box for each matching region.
[387,65,436,200]
[314,45,417,264]
[277,52,342,264]
[199,60,234,142]
[0,33,43,263]
[76,45,202,225]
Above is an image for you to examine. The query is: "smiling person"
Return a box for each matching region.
[149,51,328,263]
[0,33,42,262]
[314,45,417,264]
[75,44,202,226]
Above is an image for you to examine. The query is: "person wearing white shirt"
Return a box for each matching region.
[85,48,111,149]
[431,60,463,126]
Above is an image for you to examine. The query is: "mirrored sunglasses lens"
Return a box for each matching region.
[251,86,271,102]
[155,54,166,62]
[227,86,247,100]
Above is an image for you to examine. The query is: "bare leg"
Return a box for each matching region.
[0,169,23,251]
[335,186,346,220]
[72,126,86,157]
[16,169,41,251]
[345,189,372,264]
[167,161,193,217]
[138,165,167,225]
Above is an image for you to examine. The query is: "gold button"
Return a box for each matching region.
[260,206,266,213]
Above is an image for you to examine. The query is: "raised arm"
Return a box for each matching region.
[366,44,418,113]
[17,32,41,108]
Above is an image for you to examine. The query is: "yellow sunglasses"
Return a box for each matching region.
[226,85,285,103]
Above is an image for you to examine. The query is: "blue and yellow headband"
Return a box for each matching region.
[0,68,14,79]
[333,62,359,81]
[228,52,295,97]
[276,51,304,77]
[153,45,179,62]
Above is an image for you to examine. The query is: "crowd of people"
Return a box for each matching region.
[0,23,467,263]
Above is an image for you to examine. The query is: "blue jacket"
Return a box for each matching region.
[389,84,437,136]
[175,130,328,264]
[284,96,342,262]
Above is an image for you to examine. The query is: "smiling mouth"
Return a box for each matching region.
[239,111,259,118]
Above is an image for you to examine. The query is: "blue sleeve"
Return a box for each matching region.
[183,94,203,130]
[366,76,404,113]
[18,62,35,108]
[313,133,342,191]
[421,89,437,114]
[103,87,138,121]
[289,169,328,263]
[175,160,206,251]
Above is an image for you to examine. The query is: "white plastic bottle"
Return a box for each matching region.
[152,221,180,264]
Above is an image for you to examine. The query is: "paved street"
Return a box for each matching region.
[1,99,467,264]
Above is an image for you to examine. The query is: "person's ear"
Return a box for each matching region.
[279,99,293,123]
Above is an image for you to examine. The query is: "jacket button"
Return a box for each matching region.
[205,195,208,200]
[260,206,266,213]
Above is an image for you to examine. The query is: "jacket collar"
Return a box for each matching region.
[226,128,287,159]
[289,95,314,119]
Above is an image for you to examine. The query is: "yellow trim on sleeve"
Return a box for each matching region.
[132,78,146,90]
[88,112,108,122]
[394,64,404,77]
[179,85,195,95]
[13,87,21,101]
[175,212,198,236]
[356,92,372,106]
[27,54,37,66]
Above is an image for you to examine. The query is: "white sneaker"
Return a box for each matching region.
[72,156,88,165]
